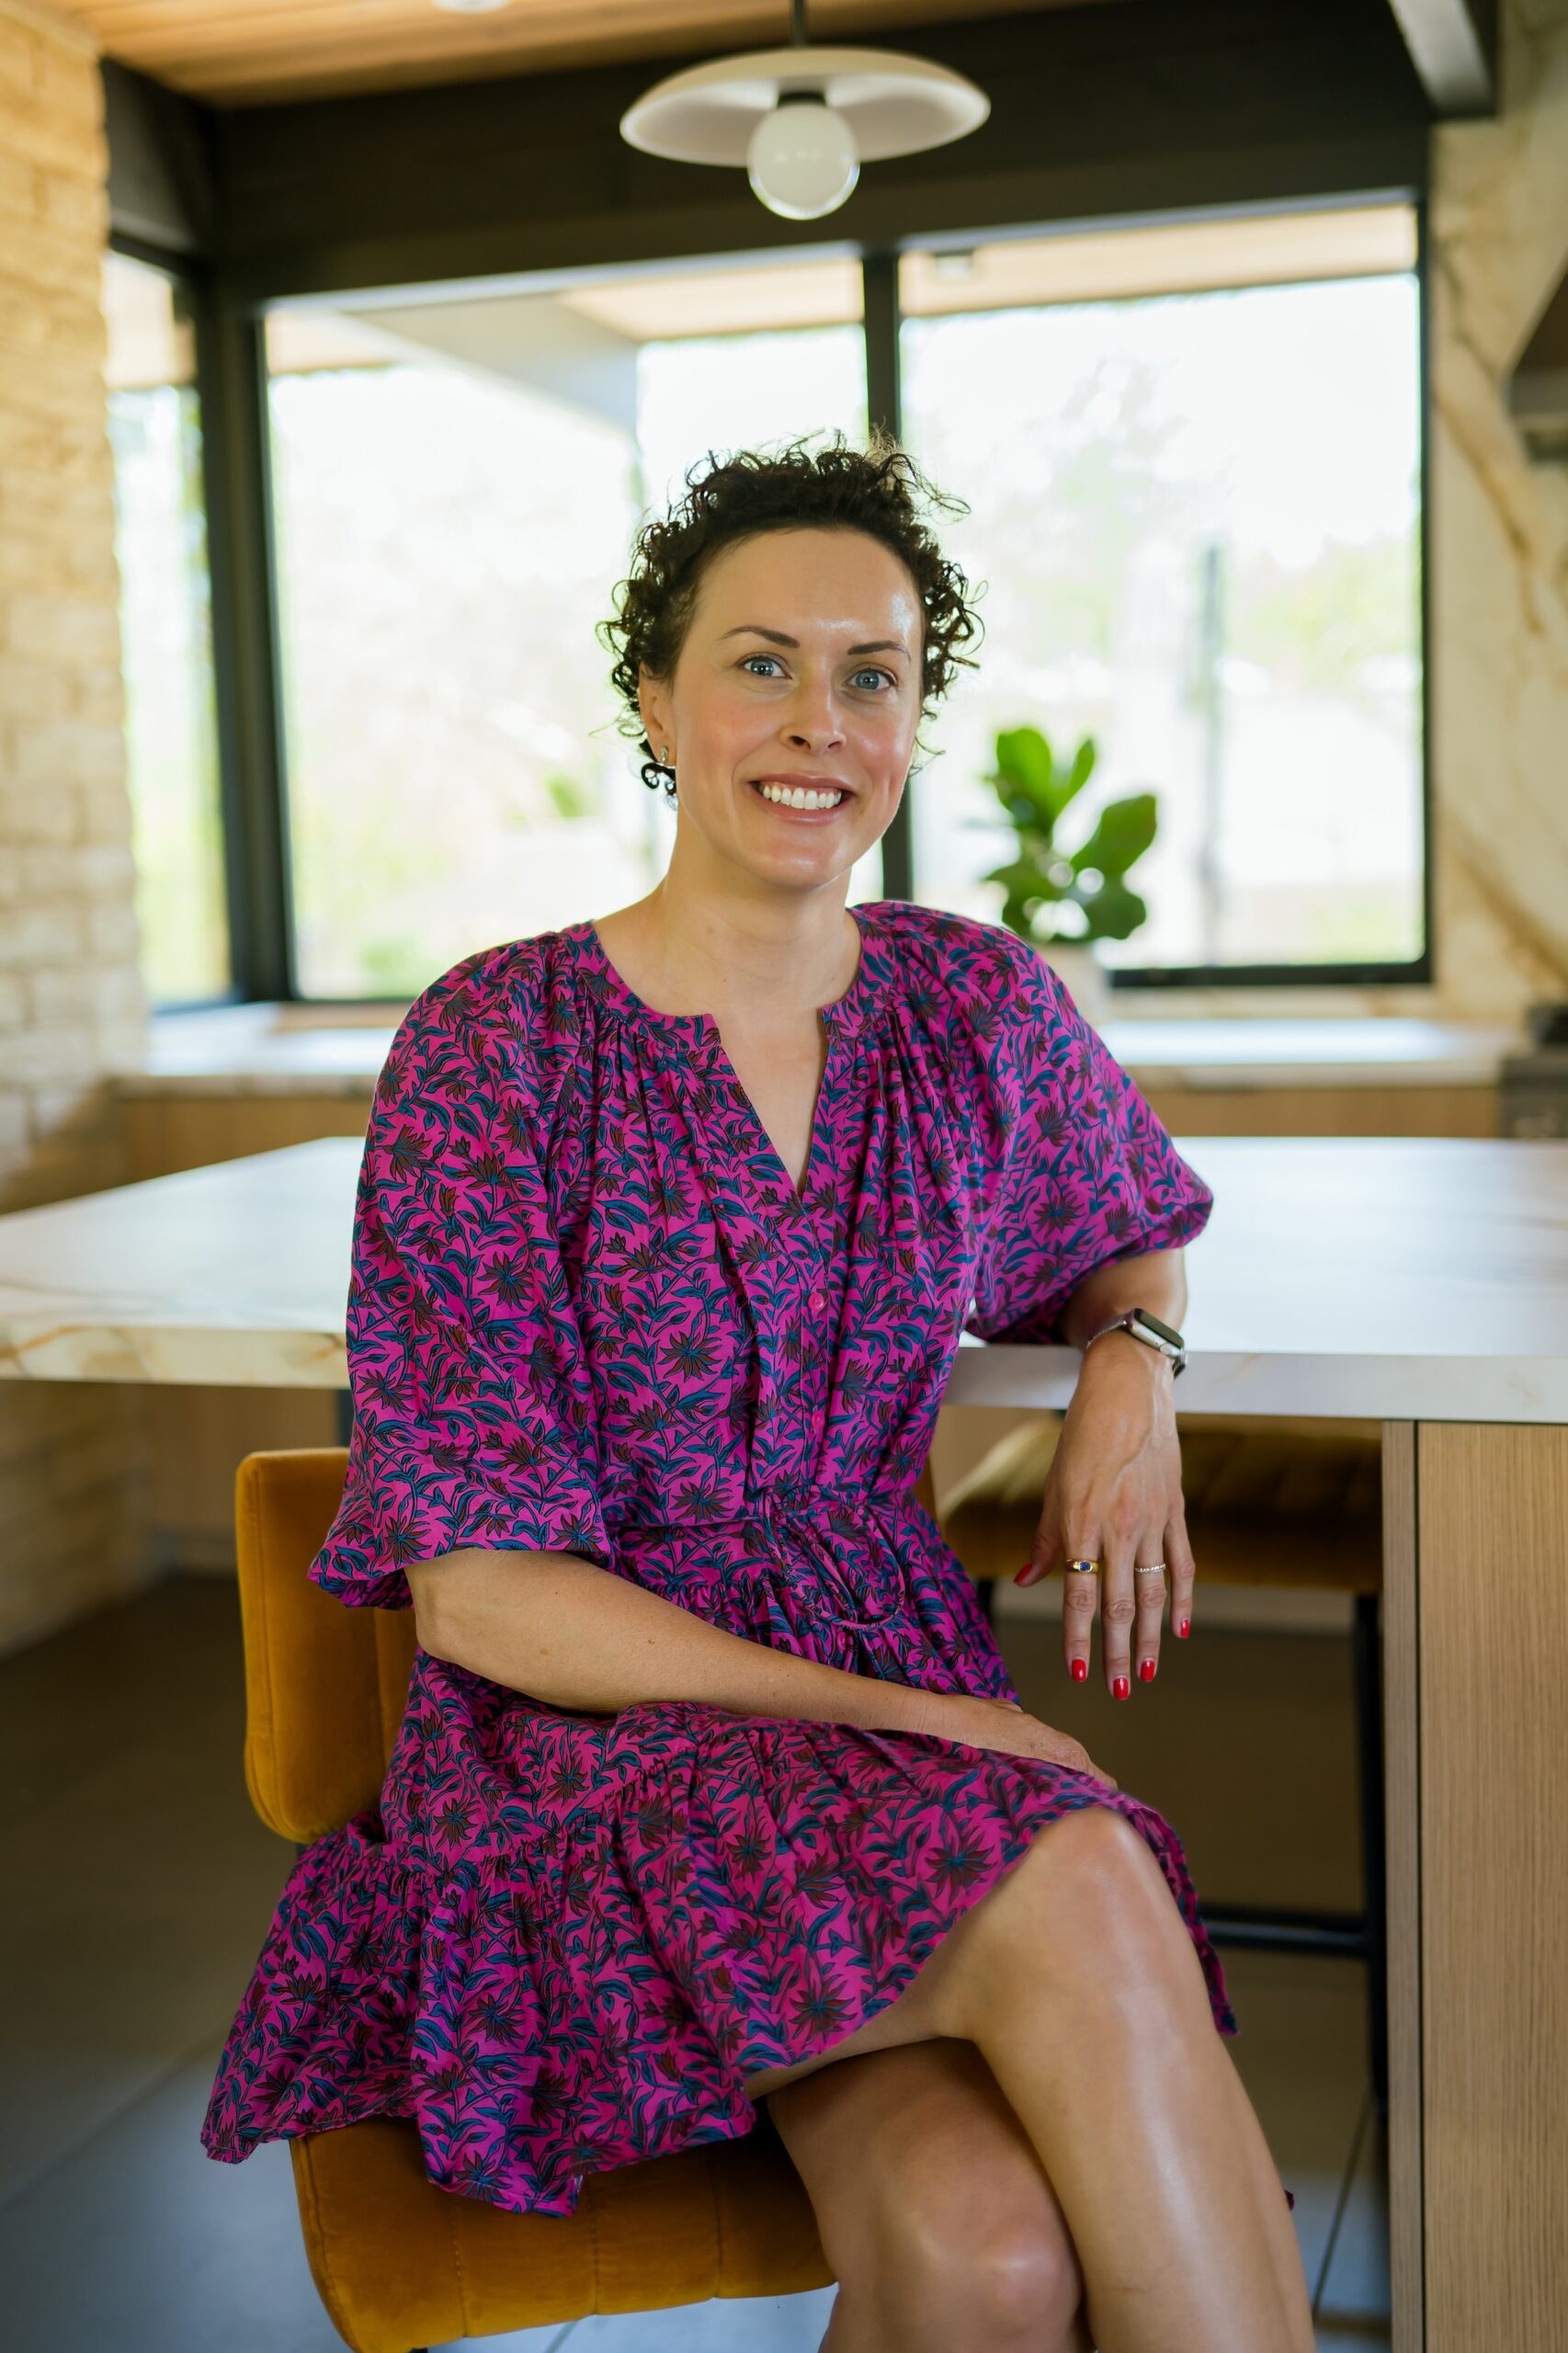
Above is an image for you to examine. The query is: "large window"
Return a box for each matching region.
[898,204,1425,979]
[178,204,1426,1003]
[103,250,229,1006]
[264,251,873,999]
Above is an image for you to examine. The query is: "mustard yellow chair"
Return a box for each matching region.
[234,1446,935,2353]
[937,1411,1387,2109]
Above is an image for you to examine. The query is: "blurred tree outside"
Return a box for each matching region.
[901,269,1422,970]
[267,302,872,998]
[104,255,230,1007]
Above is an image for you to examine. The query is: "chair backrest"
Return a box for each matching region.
[235,1449,416,1845]
[235,1447,944,1847]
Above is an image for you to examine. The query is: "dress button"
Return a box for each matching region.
[809,1289,826,1314]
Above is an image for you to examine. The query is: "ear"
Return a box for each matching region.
[636,665,670,755]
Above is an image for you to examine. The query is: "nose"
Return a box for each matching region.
[781,675,846,749]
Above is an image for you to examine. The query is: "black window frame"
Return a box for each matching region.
[120,202,1434,1009]
[893,196,1435,994]
[104,230,260,1014]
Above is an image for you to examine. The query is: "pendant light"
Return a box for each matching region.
[619,0,990,222]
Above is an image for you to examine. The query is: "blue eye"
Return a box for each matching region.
[739,654,894,689]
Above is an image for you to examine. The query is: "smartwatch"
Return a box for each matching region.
[1082,1306,1187,1377]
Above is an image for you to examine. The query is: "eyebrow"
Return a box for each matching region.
[718,624,909,657]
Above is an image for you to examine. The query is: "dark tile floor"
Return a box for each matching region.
[0,1575,1390,2350]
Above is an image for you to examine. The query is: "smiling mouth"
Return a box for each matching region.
[750,779,848,813]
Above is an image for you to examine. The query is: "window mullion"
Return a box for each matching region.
[862,246,913,904]
[194,284,297,1002]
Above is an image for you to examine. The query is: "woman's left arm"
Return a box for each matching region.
[1016,1244,1194,1699]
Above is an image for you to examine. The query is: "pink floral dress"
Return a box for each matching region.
[199,900,1245,2219]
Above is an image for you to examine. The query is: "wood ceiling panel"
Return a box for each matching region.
[60,0,1114,109]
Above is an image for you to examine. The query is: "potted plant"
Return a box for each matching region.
[973,724,1157,1025]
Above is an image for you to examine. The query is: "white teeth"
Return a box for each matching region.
[756,781,845,811]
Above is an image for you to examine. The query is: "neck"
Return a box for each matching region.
[606,862,861,1028]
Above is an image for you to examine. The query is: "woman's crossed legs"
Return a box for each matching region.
[742,1805,1315,2353]
[765,2035,1093,2353]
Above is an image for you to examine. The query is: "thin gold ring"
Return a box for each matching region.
[1064,1557,1101,1575]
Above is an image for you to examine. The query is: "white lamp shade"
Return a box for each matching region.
[620,43,990,169]
[747,102,859,219]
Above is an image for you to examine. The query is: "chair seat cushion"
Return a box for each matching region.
[939,1415,1382,1595]
[290,2113,830,2353]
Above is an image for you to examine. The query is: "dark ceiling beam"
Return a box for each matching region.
[102,57,220,256]
[1382,0,1498,113]
[203,0,1431,305]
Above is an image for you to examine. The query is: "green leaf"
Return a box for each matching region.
[994,723,1054,792]
[984,725,1060,833]
[978,857,1066,903]
[1062,734,1097,801]
[987,725,1103,833]
[1079,879,1147,940]
[1069,791,1157,881]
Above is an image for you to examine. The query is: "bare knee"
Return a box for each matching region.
[1014,1805,1177,1939]
[942,1805,1197,2028]
[935,2213,1085,2347]
[1032,1797,1160,1883]
[845,2181,1085,2350]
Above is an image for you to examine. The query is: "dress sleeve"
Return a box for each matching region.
[964,937,1214,1347]
[309,954,613,1609]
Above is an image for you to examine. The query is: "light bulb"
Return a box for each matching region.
[746,96,858,220]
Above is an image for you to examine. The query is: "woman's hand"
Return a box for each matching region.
[903,1689,1119,1787]
[1017,1332,1195,1698]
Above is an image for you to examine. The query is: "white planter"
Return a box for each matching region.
[1036,937,1111,1028]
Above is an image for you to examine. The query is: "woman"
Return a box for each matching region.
[202,433,1315,2352]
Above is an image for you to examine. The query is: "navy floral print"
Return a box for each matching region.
[199,901,1242,2219]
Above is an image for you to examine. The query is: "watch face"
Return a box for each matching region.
[1133,1309,1185,1348]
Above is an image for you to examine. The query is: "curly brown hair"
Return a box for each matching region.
[597,426,984,801]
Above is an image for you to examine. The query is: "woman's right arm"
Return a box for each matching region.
[411,1550,1117,1782]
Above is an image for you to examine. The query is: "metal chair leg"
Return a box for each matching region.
[1352,1588,1390,2119]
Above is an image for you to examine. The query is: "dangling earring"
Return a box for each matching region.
[642,739,676,797]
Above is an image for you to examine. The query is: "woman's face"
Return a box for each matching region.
[637,525,923,896]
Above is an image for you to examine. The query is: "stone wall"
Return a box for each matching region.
[0,0,151,1655]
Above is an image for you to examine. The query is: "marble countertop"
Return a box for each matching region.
[116,1001,1525,1097]
[1,1134,1564,1421]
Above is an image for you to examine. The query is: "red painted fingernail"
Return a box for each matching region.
[1070,1658,1088,1683]
[1139,1659,1156,1682]
[1013,1564,1032,1585]
[1113,1676,1130,1700]
[1177,1618,1190,1639]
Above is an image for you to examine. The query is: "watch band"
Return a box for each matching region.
[1082,1307,1187,1377]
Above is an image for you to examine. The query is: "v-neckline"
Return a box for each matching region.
[573,906,881,1210]
[710,1015,835,1210]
